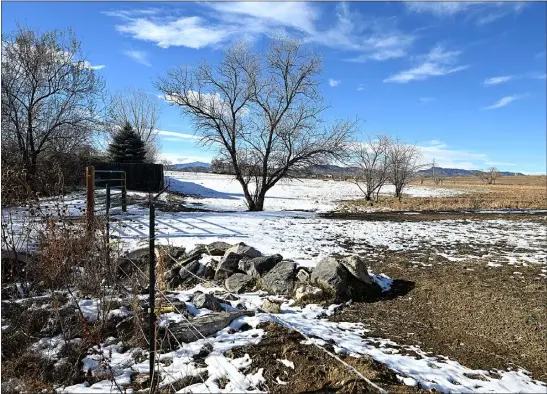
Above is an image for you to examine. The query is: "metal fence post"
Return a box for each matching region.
[121,172,127,212]
[86,166,95,229]
[149,196,156,379]
[105,184,111,267]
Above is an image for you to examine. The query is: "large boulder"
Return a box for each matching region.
[261,261,296,296]
[215,252,243,280]
[311,256,381,301]
[179,259,201,281]
[311,257,351,299]
[339,255,374,285]
[205,241,233,256]
[161,310,254,343]
[192,292,223,312]
[225,273,255,294]
[225,243,262,259]
[238,254,283,278]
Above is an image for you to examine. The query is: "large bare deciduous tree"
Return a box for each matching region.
[107,88,161,162]
[1,26,104,185]
[156,38,355,211]
[476,167,500,185]
[351,135,391,201]
[386,139,423,200]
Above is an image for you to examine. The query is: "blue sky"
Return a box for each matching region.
[3,1,546,173]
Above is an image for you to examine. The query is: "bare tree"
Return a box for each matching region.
[107,88,161,162]
[156,38,355,211]
[476,167,500,185]
[1,26,104,186]
[351,135,390,201]
[387,139,423,200]
[431,158,445,185]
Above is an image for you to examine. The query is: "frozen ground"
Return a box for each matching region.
[165,171,466,212]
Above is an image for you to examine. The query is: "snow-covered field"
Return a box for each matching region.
[165,171,466,212]
[3,172,546,393]
[102,172,546,270]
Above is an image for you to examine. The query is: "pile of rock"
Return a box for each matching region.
[141,241,382,303]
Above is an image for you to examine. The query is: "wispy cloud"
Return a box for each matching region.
[483,75,513,86]
[156,129,200,140]
[405,2,525,25]
[357,84,365,91]
[535,50,546,59]
[124,50,151,67]
[418,140,487,170]
[384,45,468,83]
[328,79,341,87]
[419,97,435,103]
[107,3,416,63]
[483,94,527,110]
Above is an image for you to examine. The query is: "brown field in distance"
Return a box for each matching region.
[341,175,547,211]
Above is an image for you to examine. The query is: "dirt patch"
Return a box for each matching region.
[230,322,426,393]
[331,255,547,381]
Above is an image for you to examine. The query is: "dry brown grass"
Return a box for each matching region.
[421,175,546,187]
[332,255,547,381]
[342,180,546,211]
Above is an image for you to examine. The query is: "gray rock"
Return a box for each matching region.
[310,256,351,300]
[238,254,283,278]
[225,243,262,259]
[192,292,223,312]
[296,268,311,282]
[311,256,382,301]
[339,255,374,285]
[161,310,254,343]
[261,299,282,314]
[225,273,255,294]
[205,241,232,256]
[179,259,201,281]
[294,284,324,302]
[261,261,296,295]
[215,252,243,280]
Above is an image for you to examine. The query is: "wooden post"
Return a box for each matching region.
[86,166,95,228]
[121,172,127,212]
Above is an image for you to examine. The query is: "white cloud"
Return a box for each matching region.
[483,75,513,86]
[107,3,416,63]
[156,129,200,140]
[384,45,468,83]
[357,84,365,91]
[328,79,341,87]
[417,140,488,170]
[532,73,547,80]
[158,153,214,164]
[419,97,435,103]
[117,16,229,49]
[405,2,478,17]
[535,50,546,59]
[124,50,151,66]
[483,94,526,110]
[405,2,525,25]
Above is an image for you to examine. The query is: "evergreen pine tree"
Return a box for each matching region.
[108,122,147,163]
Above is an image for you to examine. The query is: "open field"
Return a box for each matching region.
[2,172,546,393]
[342,179,546,212]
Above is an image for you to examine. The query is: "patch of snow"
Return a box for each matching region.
[369,271,393,292]
[276,359,295,369]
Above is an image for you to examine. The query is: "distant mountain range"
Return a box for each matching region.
[417,167,525,177]
[172,161,212,170]
[304,165,525,177]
